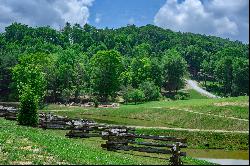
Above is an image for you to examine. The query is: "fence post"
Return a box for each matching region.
[43,113,48,130]
[169,142,182,165]
[106,130,116,151]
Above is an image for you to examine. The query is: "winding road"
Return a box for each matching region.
[186,79,221,98]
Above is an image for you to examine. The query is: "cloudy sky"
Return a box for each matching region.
[0,0,249,43]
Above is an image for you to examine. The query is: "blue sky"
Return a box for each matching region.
[88,0,166,28]
[0,0,249,43]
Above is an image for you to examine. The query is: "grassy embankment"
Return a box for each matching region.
[0,118,213,165]
[186,89,210,99]
[135,129,248,150]
[42,96,249,150]
[198,81,224,96]
[44,96,249,131]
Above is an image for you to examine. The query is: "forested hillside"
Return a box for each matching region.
[0,22,249,103]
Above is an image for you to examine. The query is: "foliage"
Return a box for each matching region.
[0,43,22,101]
[139,81,161,101]
[91,96,99,108]
[173,91,190,100]
[0,22,249,102]
[90,50,122,101]
[130,56,152,87]
[162,49,188,92]
[122,88,145,105]
[53,48,88,102]
[184,45,205,78]
[12,53,47,102]
[215,56,233,96]
[121,85,133,104]
[17,85,39,127]
[129,89,145,105]
[232,58,249,96]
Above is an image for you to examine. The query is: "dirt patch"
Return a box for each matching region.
[214,102,249,107]
[20,145,32,151]
[32,148,40,153]
[56,161,68,165]
[19,146,41,153]
[12,161,33,165]
[31,153,67,164]
[6,139,13,144]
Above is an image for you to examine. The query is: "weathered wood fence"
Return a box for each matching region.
[0,105,187,165]
[0,105,18,120]
[0,105,95,130]
[101,128,187,165]
[66,124,104,138]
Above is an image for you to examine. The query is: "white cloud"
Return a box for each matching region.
[0,0,94,31]
[207,0,248,13]
[154,0,249,42]
[53,0,93,26]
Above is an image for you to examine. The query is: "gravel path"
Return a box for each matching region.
[186,80,221,98]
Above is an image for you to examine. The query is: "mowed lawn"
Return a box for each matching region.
[0,118,212,165]
[43,96,249,131]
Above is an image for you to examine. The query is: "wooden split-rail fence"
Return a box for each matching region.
[65,124,134,138]
[0,105,95,130]
[0,105,187,165]
[66,123,106,138]
[39,113,96,130]
[0,105,18,120]
[101,128,187,165]
[64,123,187,165]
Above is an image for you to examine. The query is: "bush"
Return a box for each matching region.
[18,86,39,127]
[139,81,161,101]
[121,85,133,104]
[61,88,74,104]
[92,96,99,108]
[122,88,145,105]
[174,91,190,100]
[130,89,145,105]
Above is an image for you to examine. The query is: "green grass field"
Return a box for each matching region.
[43,96,249,131]
[135,128,248,150]
[0,118,214,165]
[186,89,209,99]
[1,95,248,164]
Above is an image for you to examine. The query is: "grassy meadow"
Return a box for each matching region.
[43,96,249,131]
[0,118,214,165]
[1,95,248,164]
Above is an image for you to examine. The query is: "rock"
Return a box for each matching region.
[111,103,120,107]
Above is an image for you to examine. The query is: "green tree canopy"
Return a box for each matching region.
[162,49,188,92]
[90,50,123,101]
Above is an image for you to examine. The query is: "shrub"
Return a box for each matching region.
[129,89,145,105]
[61,88,74,104]
[174,91,190,100]
[139,81,161,101]
[92,96,99,108]
[121,85,133,104]
[18,86,39,127]
[122,86,145,104]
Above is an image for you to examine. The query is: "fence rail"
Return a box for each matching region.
[101,128,187,165]
[0,105,187,165]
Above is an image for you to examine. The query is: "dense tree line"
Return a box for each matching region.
[0,22,249,104]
